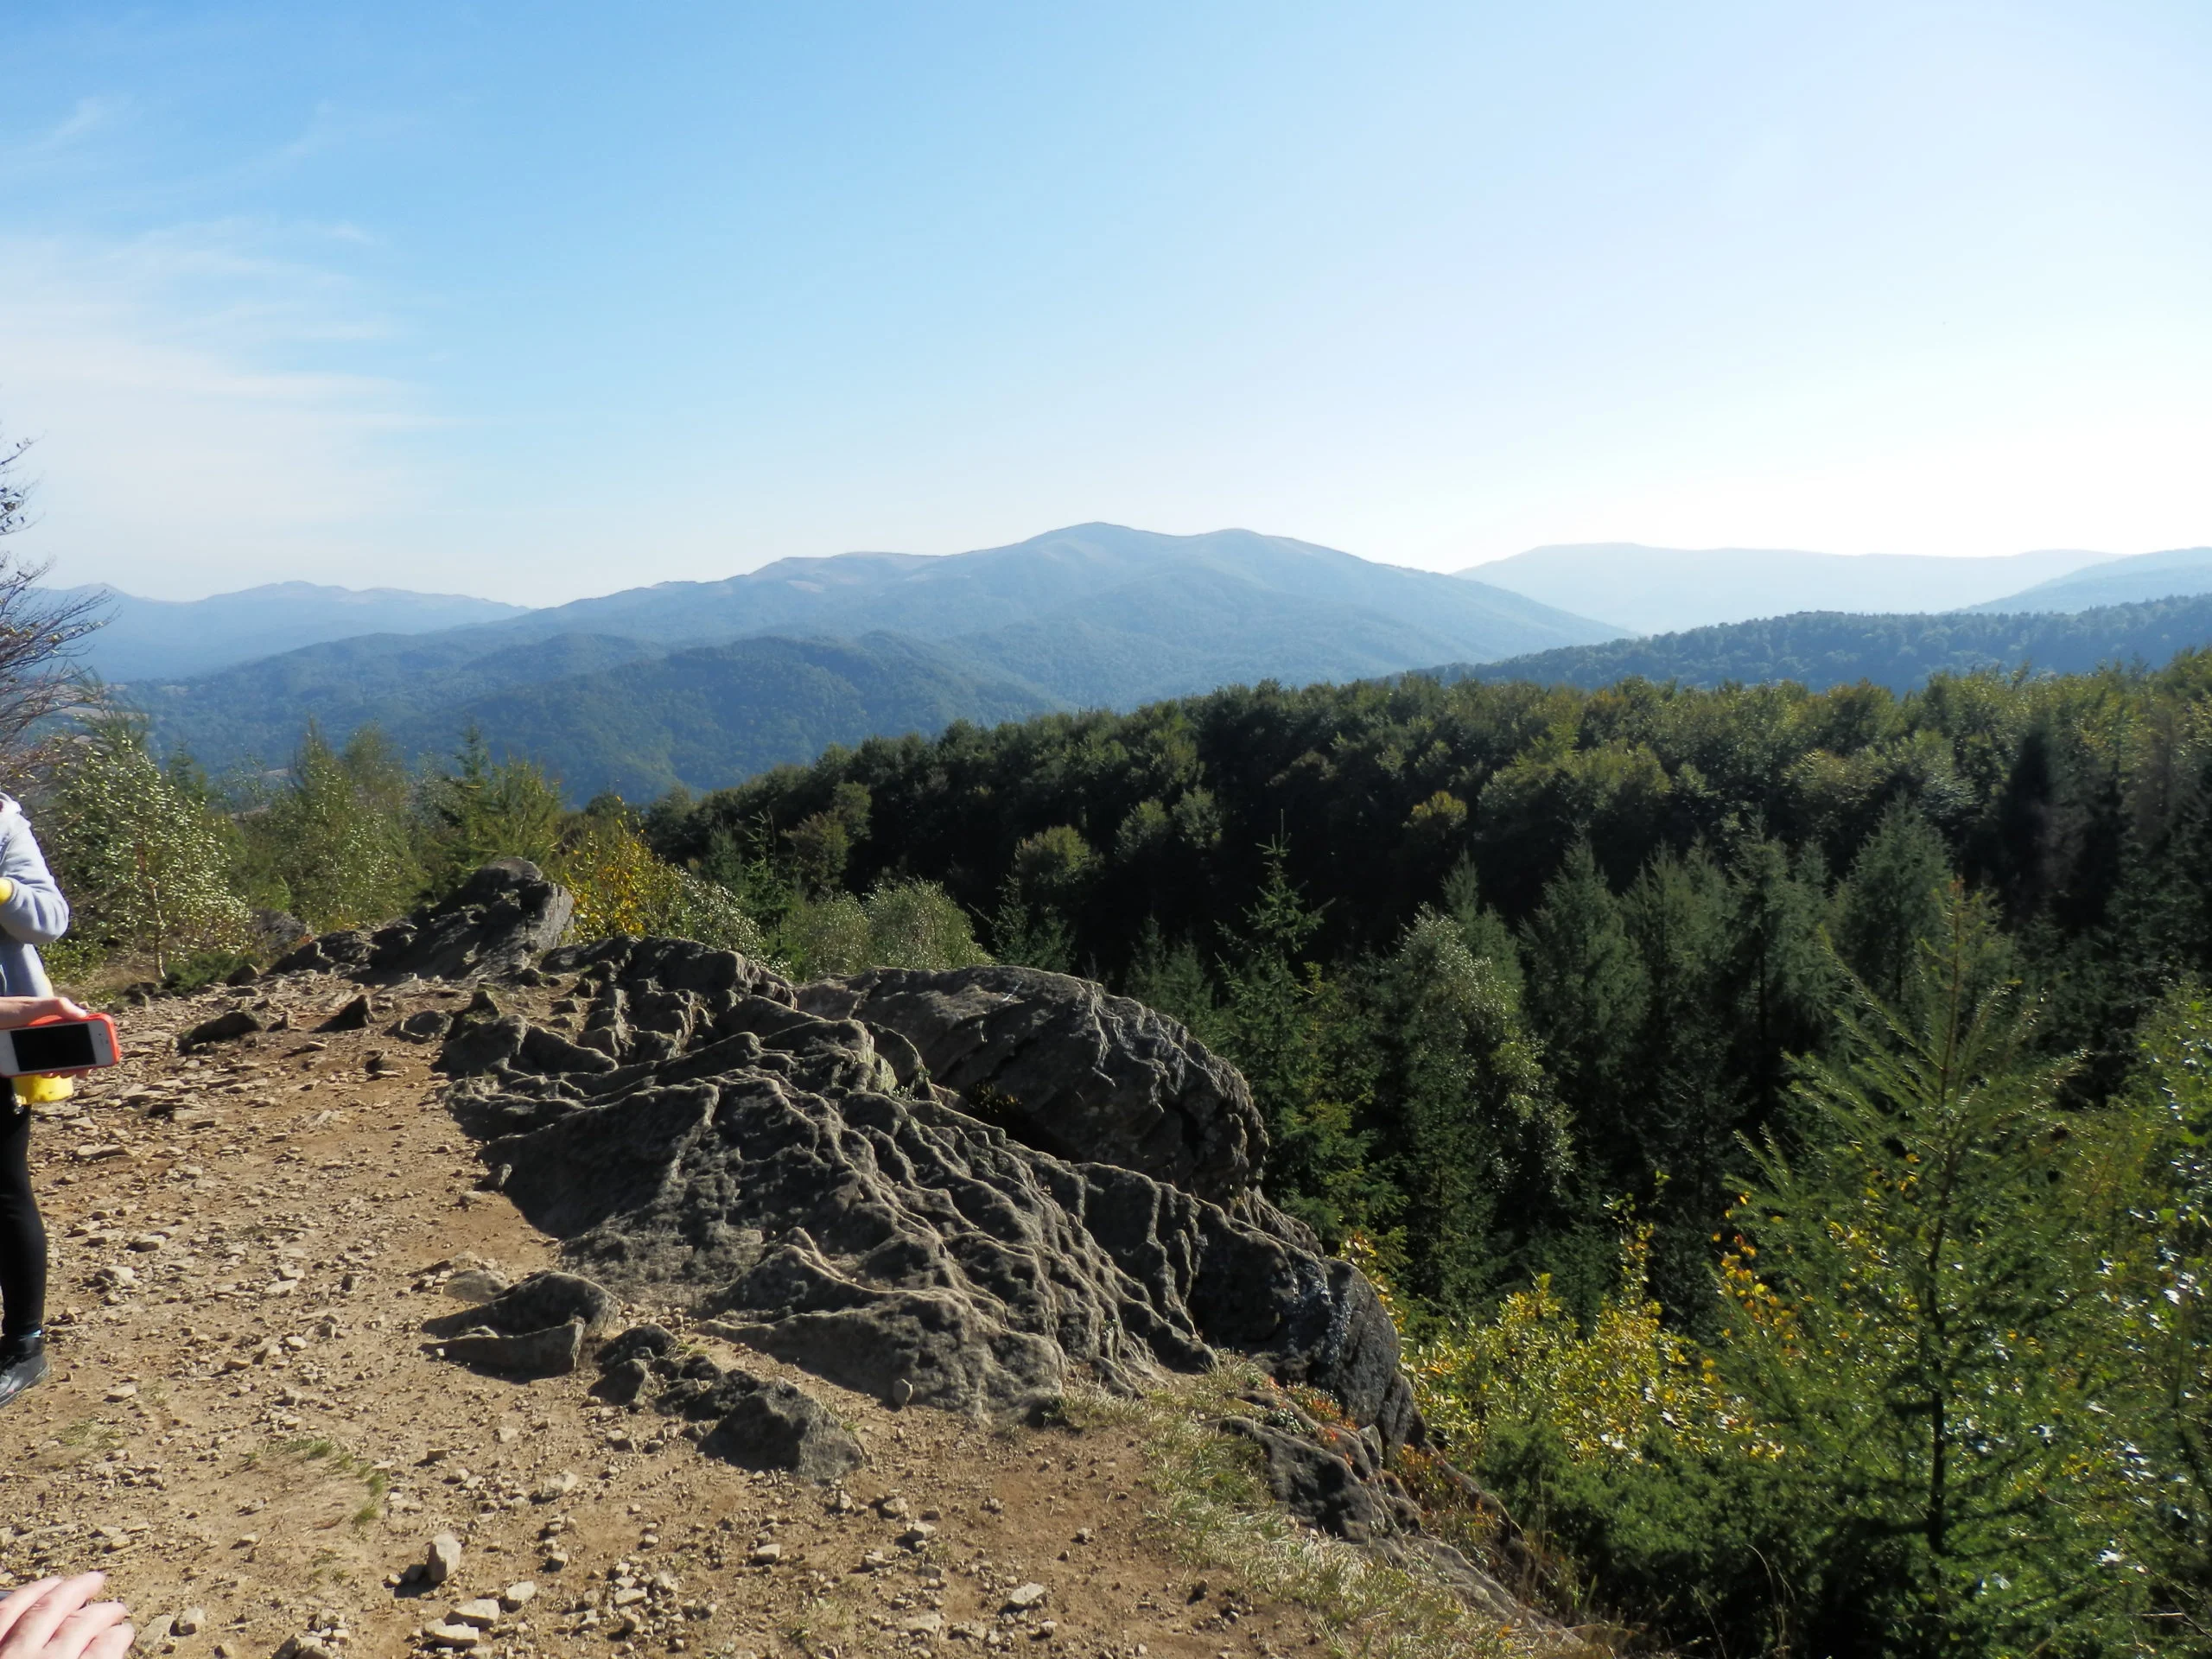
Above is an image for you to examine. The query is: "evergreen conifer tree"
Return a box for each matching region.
[1366,909,1571,1313]
[247,724,420,929]
[419,728,565,886]
[1217,840,1372,1243]
[1520,841,1646,1128]
[1831,799,1955,1015]
[1720,889,2136,1654]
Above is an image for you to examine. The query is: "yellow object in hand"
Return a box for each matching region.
[13,1073,72,1105]
[0,877,14,903]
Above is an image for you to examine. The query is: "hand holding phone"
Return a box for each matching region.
[0,1004,121,1077]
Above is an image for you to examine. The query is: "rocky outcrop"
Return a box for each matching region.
[795,965,1266,1205]
[439,935,1420,1449]
[272,858,573,983]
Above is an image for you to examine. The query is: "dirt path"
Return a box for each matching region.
[0,973,1325,1659]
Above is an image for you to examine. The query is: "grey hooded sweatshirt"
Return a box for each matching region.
[0,795,68,997]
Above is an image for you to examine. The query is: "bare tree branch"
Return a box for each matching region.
[0,429,31,538]
[0,428,111,787]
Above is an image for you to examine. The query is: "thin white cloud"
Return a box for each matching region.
[1,93,132,176]
[0,224,435,597]
[226,101,438,193]
[35,95,127,151]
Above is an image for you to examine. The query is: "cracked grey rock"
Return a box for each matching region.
[797,964,1264,1204]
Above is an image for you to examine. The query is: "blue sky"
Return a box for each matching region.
[3,2,2207,602]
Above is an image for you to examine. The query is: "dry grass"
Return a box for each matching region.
[1070,1363,1610,1659]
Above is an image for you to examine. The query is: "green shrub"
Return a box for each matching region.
[779,878,988,979]
[238,726,419,930]
[550,814,769,957]
[41,714,251,976]
[1472,1421,1812,1655]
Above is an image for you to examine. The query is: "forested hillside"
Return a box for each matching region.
[1444,590,2212,690]
[415,522,1620,659]
[148,632,1055,800]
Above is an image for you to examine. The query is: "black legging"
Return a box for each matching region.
[0,1099,44,1340]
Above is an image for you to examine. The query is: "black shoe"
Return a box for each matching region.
[0,1332,48,1410]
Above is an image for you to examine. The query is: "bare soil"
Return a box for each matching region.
[0,973,1334,1659]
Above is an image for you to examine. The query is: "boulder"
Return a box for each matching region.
[392,1009,452,1044]
[698,1376,866,1484]
[796,965,1265,1205]
[444,1269,618,1338]
[421,1269,617,1377]
[427,1319,582,1377]
[269,929,373,978]
[442,1267,510,1302]
[367,859,574,982]
[635,1350,863,1483]
[1215,1386,1527,1617]
[1219,1406,1416,1545]
[425,1531,463,1586]
[179,1007,262,1050]
[317,995,373,1033]
[597,1324,676,1369]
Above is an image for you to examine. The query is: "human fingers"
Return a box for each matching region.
[0,1581,64,1647]
[0,997,86,1028]
[0,1574,105,1656]
[80,1622,135,1659]
[41,1600,130,1659]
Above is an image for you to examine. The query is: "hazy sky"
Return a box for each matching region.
[3,2,2207,603]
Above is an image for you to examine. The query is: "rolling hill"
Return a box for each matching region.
[1459,543,2107,634]
[1422,594,2212,694]
[52,581,531,682]
[137,631,667,772]
[1966,546,2212,613]
[382,634,1059,801]
[151,631,1056,800]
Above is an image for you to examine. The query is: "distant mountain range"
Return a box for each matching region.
[60,526,2212,801]
[131,524,1621,798]
[1459,543,2110,634]
[53,582,530,682]
[1426,593,2212,694]
[385,523,1618,681]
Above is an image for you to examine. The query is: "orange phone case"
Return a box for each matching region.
[10,1011,124,1074]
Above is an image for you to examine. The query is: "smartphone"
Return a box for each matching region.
[0,1014,123,1077]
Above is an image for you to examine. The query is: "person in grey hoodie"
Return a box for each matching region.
[0,791,79,1410]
